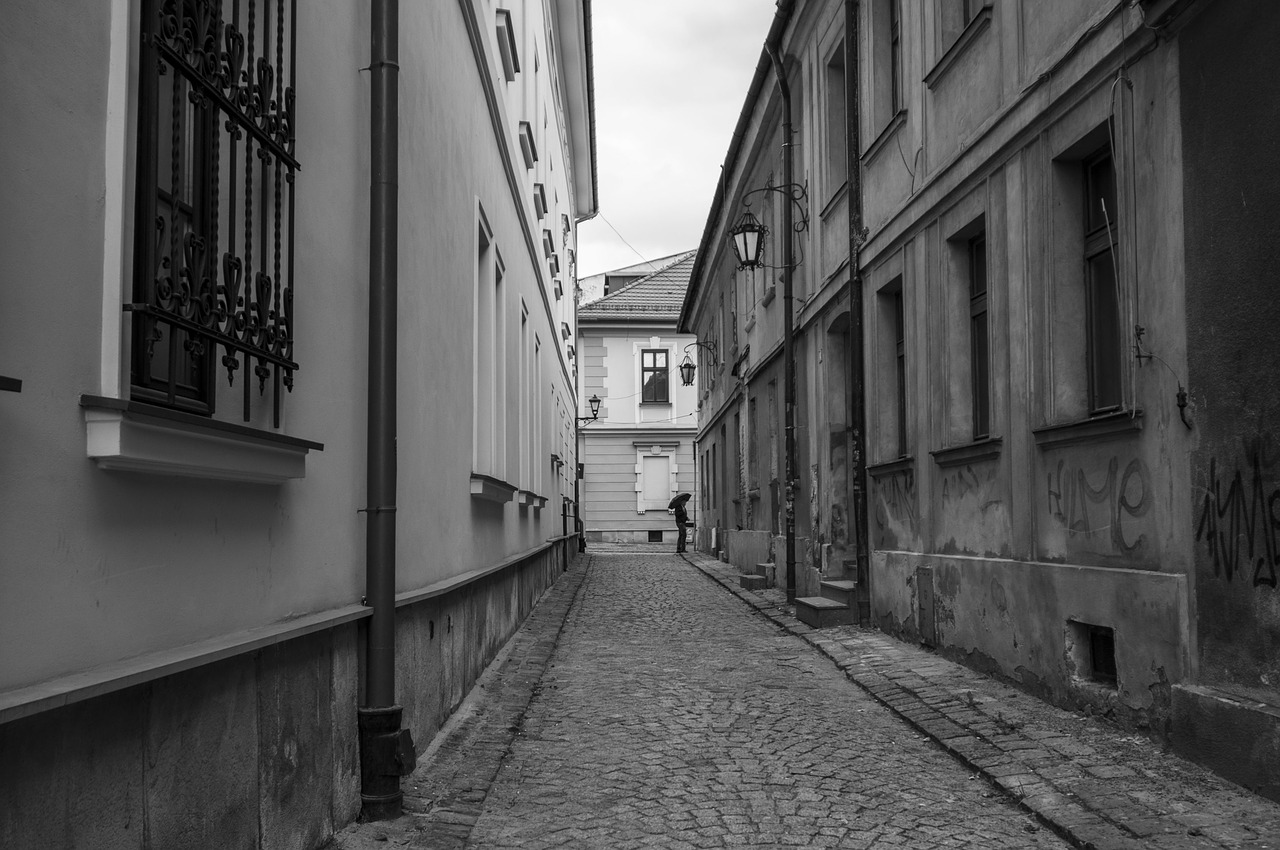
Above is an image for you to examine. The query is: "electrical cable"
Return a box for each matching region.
[594,213,661,274]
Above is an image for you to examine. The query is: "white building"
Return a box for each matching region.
[0,0,596,844]
[578,252,700,545]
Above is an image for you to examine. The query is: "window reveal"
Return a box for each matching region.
[130,0,298,426]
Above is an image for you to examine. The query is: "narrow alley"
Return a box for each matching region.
[332,547,1280,849]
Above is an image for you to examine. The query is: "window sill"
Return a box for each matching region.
[867,455,914,477]
[862,109,908,165]
[1033,410,1144,449]
[639,400,672,407]
[81,395,322,485]
[471,473,518,504]
[925,6,993,90]
[518,489,548,510]
[930,435,1002,468]
[820,180,849,220]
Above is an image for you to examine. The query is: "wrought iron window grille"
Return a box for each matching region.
[128,0,299,428]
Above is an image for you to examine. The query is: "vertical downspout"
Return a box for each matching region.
[360,0,413,821]
[845,1,870,623]
[766,42,797,604]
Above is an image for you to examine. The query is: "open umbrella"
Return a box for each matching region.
[668,493,692,510]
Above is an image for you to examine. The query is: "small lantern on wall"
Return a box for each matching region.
[679,354,697,387]
[729,210,766,269]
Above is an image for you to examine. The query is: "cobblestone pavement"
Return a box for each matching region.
[465,548,1066,849]
[330,545,1280,849]
[688,549,1280,850]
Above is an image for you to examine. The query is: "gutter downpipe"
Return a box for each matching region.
[360,0,414,820]
[766,41,797,604]
[845,0,870,624]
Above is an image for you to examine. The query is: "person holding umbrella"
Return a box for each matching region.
[668,493,692,553]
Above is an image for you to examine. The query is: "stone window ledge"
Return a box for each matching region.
[518,489,549,510]
[930,436,1002,468]
[81,395,321,485]
[471,473,518,504]
[862,109,908,165]
[1033,410,1143,450]
[867,455,915,477]
[925,6,993,90]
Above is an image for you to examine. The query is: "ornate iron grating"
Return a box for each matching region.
[128,0,298,428]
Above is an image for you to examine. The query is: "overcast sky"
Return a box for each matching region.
[576,0,778,281]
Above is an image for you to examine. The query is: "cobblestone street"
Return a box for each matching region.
[331,545,1280,849]
[463,548,1061,849]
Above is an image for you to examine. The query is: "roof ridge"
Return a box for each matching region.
[589,250,696,304]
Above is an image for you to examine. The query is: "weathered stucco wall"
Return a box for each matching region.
[874,551,1187,726]
[1181,0,1280,697]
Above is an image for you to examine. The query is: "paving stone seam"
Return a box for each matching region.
[680,553,1169,850]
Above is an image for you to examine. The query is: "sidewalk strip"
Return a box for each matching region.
[682,550,1280,850]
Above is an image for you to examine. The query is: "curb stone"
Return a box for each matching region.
[682,551,1280,850]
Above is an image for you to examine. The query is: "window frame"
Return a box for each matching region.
[1082,147,1123,415]
[640,348,670,404]
[968,232,991,440]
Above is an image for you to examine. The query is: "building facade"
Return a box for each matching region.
[577,252,699,545]
[0,0,596,846]
[682,0,1280,800]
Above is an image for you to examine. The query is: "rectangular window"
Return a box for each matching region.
[131,0,299,426]
[474,212,496,475]
[641,348,669,403]
[825,43,847,195]
[1083,148,1122,413]
[890,0,903,114]
[894,289,907,457]
[968,233,990,439]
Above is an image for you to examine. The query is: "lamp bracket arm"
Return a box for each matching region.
[740,179,810,234]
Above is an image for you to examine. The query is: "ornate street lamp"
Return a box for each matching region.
[679,355,697,387]
[678,341,718,387]
[577,393,601,423]
[729,210,767,269]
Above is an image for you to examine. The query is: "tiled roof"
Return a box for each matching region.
[578,250,697,321]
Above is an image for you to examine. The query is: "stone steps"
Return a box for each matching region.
[795,595,857,628]
[736,561,776,591]
[795,578,859,629]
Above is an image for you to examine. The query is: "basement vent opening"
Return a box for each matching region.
[1089,626,1118,687]
[1068,620,1118,689]
[648,530,664,543]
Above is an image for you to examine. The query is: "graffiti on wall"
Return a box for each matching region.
[941,464,1001,512]
[873,468,918,545]
[1195,433,1280,588]
[1045,456,1151,556]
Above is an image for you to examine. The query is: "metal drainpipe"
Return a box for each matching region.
[359,0,414,821]
[845,1,870,623]
[766,42,797,604]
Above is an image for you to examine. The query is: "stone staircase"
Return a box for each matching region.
[795,579,858,628]
[738,560,861,630]
[738,561,777,591]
